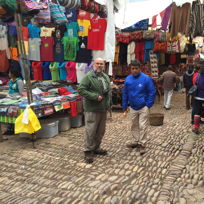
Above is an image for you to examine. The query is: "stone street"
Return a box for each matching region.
[0,92,204,204]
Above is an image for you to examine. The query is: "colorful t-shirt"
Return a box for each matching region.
[28,24,40,38]
[54,37,64,62]
[18,26,29,41]
[76,37,92,63]
[40,26,55,37]
[66,61,77,83]
[76,63,87,83]
[87,18,107,50]
[31,62,43,81]
[65,8,78,22]
[64,22,79,37]
[58,62,68,80]
[40,37,54,61]
[77,19,91,37]
[49,62,60,81]
[42,62,51,80]
[28,38,41,61]
[62,36,79,61]
[77,9,91,20]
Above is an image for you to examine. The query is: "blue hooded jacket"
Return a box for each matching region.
[122,72,156,110]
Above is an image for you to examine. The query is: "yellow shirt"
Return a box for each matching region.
[40,26,55,37]
[77,19,91,37]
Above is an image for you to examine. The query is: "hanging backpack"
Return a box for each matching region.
[34,0,51,24]
[49,0,68,25]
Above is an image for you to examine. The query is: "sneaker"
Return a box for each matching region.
[84,151,94,163]
[192,129,200,135]
[94,149,107,156]
[126,143,140,148]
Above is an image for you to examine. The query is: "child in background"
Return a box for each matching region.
[3,66,24,135]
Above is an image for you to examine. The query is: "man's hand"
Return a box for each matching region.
[97,95,103,102]
[123,108,129,117]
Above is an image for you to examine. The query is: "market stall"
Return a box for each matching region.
[0,0,117,142]
[112,0,204,107]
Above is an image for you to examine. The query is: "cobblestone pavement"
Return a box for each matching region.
[0,92,204,204]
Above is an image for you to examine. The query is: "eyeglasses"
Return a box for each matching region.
[95,63,104,65]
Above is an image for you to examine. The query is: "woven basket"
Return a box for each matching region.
[149,113,164,126]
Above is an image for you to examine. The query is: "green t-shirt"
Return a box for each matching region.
[49,62,60,81]
[62,36,79,61]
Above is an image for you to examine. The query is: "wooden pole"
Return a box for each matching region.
[15,13,33,104]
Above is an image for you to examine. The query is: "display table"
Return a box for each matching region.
[0,81,83,143]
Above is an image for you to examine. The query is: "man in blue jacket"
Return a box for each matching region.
[122,60,156,154]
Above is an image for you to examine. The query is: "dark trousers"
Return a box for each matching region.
[192,99,204,117]
[185,88,192,110]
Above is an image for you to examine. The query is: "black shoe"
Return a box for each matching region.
[84,151,94,163]
[126,143,140,148]
[165,107,171,110]
[94,149,107,156]
[3,130,14,135]
[139,145,146,155]
[192,129,200,135]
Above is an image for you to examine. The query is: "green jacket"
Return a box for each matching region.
[78,71,111,112]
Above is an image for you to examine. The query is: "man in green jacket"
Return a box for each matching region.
[78,58,111,163]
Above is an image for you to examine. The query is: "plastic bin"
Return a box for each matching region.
[57,116,71,132]
[70,114,83,128]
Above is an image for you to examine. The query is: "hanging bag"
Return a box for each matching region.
[49,0,68,24]
[18,0,47,15]
[34,0,51,24]
[0,0,17,13]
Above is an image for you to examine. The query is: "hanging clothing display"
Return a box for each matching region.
[28,38,41,61]
[49,62,60,81]
[66,61,77,83]
[127,41,135,65]
[77,9,91,20]
[87,18,107,50]
[65,8,78,22]
[58,62,67,81]
[54,37,64,62]
[40,26,55,37]
[77,19,91,36]
[28,23,40,38]
[169,3,191,38]
[76,63,87,83]
[62,36,78,61]
[40,37,54,61]
[32,62,43,81]
[76,37,92,63]
[42,62,51,80]
[64,22,79,37]
[135,41,145,63]
[188,0,204,38]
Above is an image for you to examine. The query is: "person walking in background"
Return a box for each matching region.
[183,65,194,110]
[192,63,204,134]
[160,65,177,110]
[78,58,111,163]
[122,60,156,155]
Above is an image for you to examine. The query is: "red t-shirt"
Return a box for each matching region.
[32,62,42,80]
[77,9,90,20]
[18,26,29,41]
[65,61,77,83]
[40,37,54,61]
[87,18,107,50]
